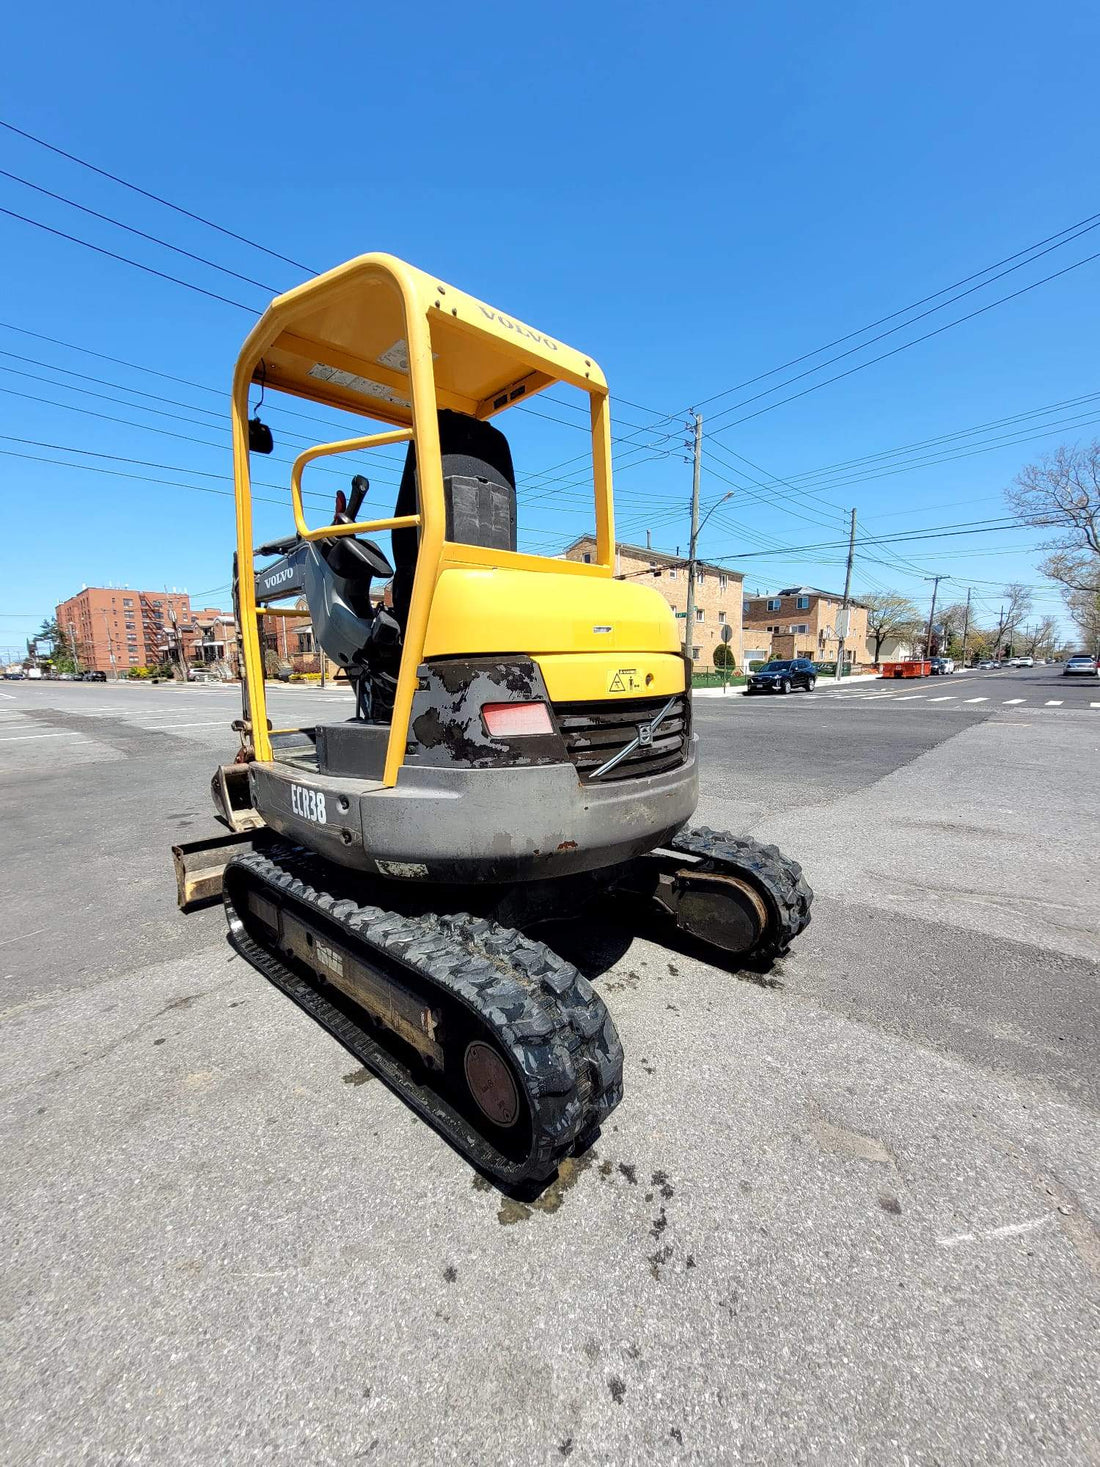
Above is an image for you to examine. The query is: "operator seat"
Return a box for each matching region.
[390,409,518,632]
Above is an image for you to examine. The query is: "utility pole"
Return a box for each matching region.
[100,611,117,680]
[959,588,972,667]
[683,413,703,670]
[834,509,857,684]
[68,619,81,676]
[923,575,946,665]
[994,604,1006,660]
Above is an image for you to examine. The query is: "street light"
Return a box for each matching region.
[684,491,734,666]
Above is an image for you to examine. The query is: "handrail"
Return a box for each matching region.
[290,429,415,542]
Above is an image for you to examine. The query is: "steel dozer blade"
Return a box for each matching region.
[172,830,262,910]
[211,762,264,833]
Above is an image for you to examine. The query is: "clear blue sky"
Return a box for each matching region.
[2,0,1098,656]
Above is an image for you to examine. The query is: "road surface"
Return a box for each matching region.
[2,665,1097,1464]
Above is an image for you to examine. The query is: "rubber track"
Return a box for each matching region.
[223,847,623,1185]
[669,825,813,963]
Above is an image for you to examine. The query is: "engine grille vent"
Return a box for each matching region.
[555,694,688,782]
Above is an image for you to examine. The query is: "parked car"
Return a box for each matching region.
[929,657,956,675]
[1017,656,1034,668]
[3,669,25,680]
[1063,654,1099,677]
[978,660,994,670]
[746,658,818,695]
[82,669,107,682]
[188,669,219,683]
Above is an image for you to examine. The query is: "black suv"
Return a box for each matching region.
[746,658,817,695]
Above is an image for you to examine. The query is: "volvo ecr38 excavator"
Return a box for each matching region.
[175,253,812,1188]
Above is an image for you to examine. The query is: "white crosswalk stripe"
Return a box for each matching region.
[1004,698,1025,705]
[928,696,955,702]
[964,697,987,703]
[1045,700,1063,706]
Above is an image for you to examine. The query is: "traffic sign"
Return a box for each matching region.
[674,611,687,619]
[720,623,733,644]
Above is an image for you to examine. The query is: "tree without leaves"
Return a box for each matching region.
[1023,615,1059,658]
[993,583,1033,655]
[862,593,922,661]
[1065,587,1100,653]
[1007,441,1100,597]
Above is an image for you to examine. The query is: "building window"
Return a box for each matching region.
[123,598,133,607]
[718,609,726,623]
[695,608,704,623]
[790,623,809,634]
[582,552,591,564]
[719,574,728,591]
[668,568,677,580]
[797,595,810,610]
[767,598,781,611]
[743,600,751,614]
[691,647,700,661]
[697,570,706,585]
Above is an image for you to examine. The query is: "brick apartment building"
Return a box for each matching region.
[741,586,871,667]
[55,587,196,674]
[563,538,745,670]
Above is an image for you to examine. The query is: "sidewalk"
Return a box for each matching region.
[694,671,882,698]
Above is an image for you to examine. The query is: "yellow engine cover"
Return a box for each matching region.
[421,567,686,703]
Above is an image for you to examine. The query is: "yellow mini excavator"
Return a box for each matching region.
[174,253,812,1186]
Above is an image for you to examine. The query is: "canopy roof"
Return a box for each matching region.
[236,252,608,428]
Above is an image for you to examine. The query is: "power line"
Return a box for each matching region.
[686,209,1100,419]
[0,118,313,273]
[706,247,1100,436]
[0,168,279,292]
[0,204,259,312]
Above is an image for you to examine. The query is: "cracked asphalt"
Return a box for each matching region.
[1,667,1097,1464]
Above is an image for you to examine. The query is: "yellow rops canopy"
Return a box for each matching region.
[235,252,608,427]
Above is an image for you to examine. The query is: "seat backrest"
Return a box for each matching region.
[391,410,517,630]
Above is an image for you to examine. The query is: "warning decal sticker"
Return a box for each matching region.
[606,668,643,694]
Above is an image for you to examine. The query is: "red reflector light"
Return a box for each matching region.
[482,702,554,736]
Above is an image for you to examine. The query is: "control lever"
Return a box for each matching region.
[347,475,370,521]
[256,534,301,557]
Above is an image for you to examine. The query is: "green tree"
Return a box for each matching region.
[713,643,736,670]
[35,616,78,672]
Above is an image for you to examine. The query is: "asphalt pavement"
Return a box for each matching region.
[2,666,1098,1465]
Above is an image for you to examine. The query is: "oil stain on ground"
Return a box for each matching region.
[497,1153,595,1225]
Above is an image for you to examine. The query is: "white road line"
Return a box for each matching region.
[892,694,926,701]
[0,927,48,947]
[1045,700,1063,706]
[928,696,955,703]
[1092,702,1100,709]
[964,697,987,704]
[938,1213,1053,1249]
[0,691,16,700]
[0,731,86,743]
[1003,698,1025,705]
[138,720,238,729]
